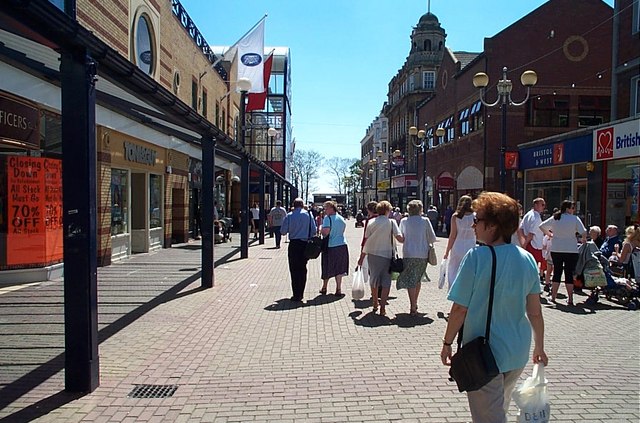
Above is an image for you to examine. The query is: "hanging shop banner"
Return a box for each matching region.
[6,156,63,266]
[505,152,519,169]
[593,118,640,161]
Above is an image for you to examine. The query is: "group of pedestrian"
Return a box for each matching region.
[271,190,640,423]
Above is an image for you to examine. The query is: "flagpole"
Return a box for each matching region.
[211,14,268,68]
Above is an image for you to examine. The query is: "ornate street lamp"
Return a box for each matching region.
[473,67,537,193]
[410,126,444,206]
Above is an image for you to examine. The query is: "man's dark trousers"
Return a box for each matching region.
[288,239,309,300]
[273,226,282,247]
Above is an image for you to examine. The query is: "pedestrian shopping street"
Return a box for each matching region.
[0,222,638,422]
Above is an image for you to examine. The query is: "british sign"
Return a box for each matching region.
[593,118,640,161]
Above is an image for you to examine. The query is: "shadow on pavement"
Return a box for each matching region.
[264,298,307,311]
[0,390,82,423]
[0,271,204,422]
[348,310,433,328]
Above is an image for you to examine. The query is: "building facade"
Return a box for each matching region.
[417,0,614,212]
[0,0,291,281]
[381,10,446,210]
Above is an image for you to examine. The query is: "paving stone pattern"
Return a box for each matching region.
[0,222,638,422]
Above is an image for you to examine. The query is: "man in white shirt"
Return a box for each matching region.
[268,200,288,248]
[518,197,546,273]
[250,202,260,239]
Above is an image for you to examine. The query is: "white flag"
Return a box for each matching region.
[237,18,265,93]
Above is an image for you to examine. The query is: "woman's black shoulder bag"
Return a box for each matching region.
[304,213,323,259]
[449,245,499,392]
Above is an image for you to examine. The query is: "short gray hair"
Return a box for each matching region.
[407,200,423,216]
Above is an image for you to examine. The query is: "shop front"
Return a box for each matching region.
[519,117,639,229]
[520,134,591,223]
[0,92,64,282]
[389,174,416,210]
[98,127,165,263]
[592,118,640,228]
[436,172,455,211]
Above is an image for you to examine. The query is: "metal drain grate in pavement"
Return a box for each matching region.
[128,384,178,398]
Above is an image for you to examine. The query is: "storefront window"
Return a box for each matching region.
[111,169,128,235]
[606,158,640,229]
[149,174,162,228]
[524,164,588,222]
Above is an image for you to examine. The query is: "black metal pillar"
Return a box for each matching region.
[277,178,283,203]
[500,101,507,193]
[60,49,99,393]
[269,173,276,209]
[201,135,215,288]
[240,156,249,258]
[258,168,265,244]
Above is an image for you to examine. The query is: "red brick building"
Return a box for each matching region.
[417,0,613,208]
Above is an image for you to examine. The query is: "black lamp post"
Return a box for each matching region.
[473,67,537,193]
[237,77,252,259]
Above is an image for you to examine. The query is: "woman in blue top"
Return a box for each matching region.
[440,192,548,423]
[319,201,349,296]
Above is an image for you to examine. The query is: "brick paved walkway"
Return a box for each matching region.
[0,222,638,422]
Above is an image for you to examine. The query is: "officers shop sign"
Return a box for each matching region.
[0,94,40,149]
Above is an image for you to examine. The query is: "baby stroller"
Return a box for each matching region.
[585,255,640,310]
[214,217,233,244]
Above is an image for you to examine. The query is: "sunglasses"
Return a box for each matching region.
[473,217,486,225]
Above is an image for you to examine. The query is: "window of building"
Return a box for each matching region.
[469,100,483,132]
[201,88,208,118]
[409,74,415,91]
[133,13,155,76]
[632,75,640,116]
[526,95,570,127]
[215,102,220,128]
[423,71,435,89]
[222,109,226,133]
[578,95,610,127]
[191,79,197,110]
[459,108,470,136]
[149,174,162,229]
[111,169,129,235]
[424,39,432,51]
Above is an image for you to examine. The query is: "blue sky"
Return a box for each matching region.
[180,0,614,190]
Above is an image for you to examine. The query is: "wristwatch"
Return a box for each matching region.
[442,338,452,346]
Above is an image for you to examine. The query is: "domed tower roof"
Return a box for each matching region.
[409,11,446,60]
[417,12,441,29]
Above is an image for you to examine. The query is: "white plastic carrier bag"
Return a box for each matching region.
[351,267,366,300]
[438,258,448,289]
[512,363,550,423]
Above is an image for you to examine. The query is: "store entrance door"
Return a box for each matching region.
[574,180,588,225]
[131,172,148,253]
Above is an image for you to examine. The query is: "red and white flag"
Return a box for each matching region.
[246,50,274,112]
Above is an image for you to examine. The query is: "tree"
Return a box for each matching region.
[290,149,323,202]
[326,157,359,193]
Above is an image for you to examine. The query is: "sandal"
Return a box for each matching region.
[334,290,344,297]
[319,288,327,295]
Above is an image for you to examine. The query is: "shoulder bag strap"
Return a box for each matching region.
[308,212,314,238]
[485,245,497,342]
